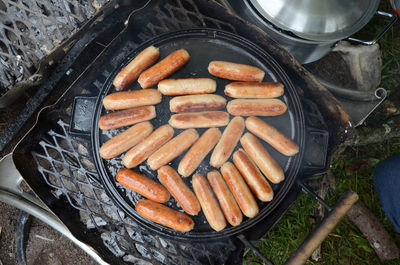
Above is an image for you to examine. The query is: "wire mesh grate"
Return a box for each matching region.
[26,0,246,263]
[32,121,236,264]
[0,0,109,94]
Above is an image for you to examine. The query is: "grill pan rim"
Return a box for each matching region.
[91,28,305,242]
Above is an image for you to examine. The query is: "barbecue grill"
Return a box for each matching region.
[0,0,359,264]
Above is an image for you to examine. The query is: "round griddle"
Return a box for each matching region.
[92,28,305,241]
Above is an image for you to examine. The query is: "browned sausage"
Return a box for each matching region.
[178,128,221,177]
[192,173,226,231]
[224,82,284,98]
[103,89,162,110]
[99,121,153,159]
[168,111,229,129]
[113,46,160,90]
[99,106,156,130]
[220,162,259,218]
[123,125,174,168]
[158,166,201,216]
[240,132,284,184]
[116,169,170,203]
[245,116,299,156]
[136,199,194,232]
[138,49,190,88]
[233,149,274,202]
[210,116,245,168]
[158,78,216,95]
[208,61,265,82]
[227,99,287,116]
[147,129,199,170]
[169,94,226,112]
[207,170,243,226]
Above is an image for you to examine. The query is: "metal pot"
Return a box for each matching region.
[221,0,397,64]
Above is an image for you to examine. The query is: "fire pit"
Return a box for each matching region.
[0,0,358,264]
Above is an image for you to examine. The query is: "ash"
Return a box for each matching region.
[0,0,109,93]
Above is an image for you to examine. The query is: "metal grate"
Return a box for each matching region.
[27,1,242,263]
[32,120,235,265]
[0,0,109,94]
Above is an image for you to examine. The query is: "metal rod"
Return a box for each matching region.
[297,180,332,211]
[237,235,274,265]
[0,189,109,265]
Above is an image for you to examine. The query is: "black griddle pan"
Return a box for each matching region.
[92,28,305,241]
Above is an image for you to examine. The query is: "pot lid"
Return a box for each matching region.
[248,0,380,41]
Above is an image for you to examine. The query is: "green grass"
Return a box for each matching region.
[244,139,400,265]
[243,2,400,264]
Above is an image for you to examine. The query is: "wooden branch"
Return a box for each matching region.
[346,200,399,260]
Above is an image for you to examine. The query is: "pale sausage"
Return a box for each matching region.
[192,173,226,231]
[103,89,162,110]
[99,121,153,159]
[158,166,201,216]
[113,46,160,90]
[245,116,299,156]
[178,128,221,177]
[220,162,259,218]
[147,129,199,170]
[116,169,170,203]
[136,200,194,232]
[233,149,274,202]
[227,99,287,116]
[168,111,229,129]
[138,49,190,88]
[224,82,284,98]
[99,106,156,130]
[208,61,265,82]
[158,78,216,95]
[123,125,174,168]
[210,116,245,168]
[207,170,243,226]
[240,132,284,184]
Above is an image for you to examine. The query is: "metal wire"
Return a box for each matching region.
[0,0,109,94]
[28,1,240,263]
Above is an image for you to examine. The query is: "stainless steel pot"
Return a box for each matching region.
[221,0,397,64]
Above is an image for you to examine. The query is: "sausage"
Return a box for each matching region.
[99,121,153,159]
[113,46,160,90]
[169,94,226,112]
[233,149,274,202]
[168,111,229,129]
[220,162,259,218]
[208,61,265,82]
[227,99,287,116]
[240,133,284,184]
[207,170,243,226]
[178,128,221,177]
[245,116,299,156]
[123,125,174,168]
[147,129,199,170]
[99,106,156,130]
[116,169,170,203]
[158,78,216,95]
[103,89,162,110]
[210,116,245,168]
[138,49,190,88]
[224,82,284,98]
[136,200,194,232]
[158,166,201,216]
[192,173,226,231]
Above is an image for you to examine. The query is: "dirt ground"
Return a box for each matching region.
[0,201,97,265]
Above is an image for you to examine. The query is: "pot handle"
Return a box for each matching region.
[346,11,397,45]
